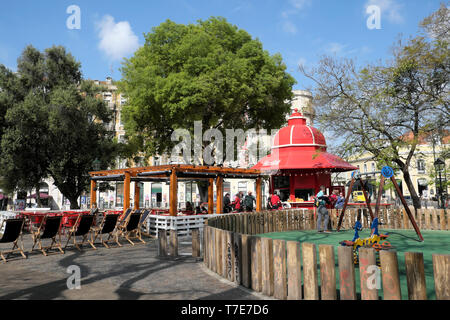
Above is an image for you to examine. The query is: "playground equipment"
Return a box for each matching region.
[337,166,424,242]
[340,210,393,265]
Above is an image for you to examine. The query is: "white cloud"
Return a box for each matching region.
[282,21,298,35]
[326,42,347,55]
[96,15,140,61]
[365,0,404,24]
[289,0,311,10]
[280,0,312,35]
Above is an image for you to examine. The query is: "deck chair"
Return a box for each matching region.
[117,211,142,246]
[0,218,26,262]
[88,214,120,249]
[30,215,64,256]
[134,209,151,244]
[64,214,95,251]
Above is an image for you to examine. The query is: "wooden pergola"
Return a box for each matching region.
[89,164,264,216]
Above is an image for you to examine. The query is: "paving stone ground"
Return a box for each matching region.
[0,234,263,300]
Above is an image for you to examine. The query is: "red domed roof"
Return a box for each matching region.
[272,109,326,150]
[252,109,357,172]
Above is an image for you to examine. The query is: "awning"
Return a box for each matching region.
[91,174,125,181]
[27,193,52,199]
[252,148,358,172]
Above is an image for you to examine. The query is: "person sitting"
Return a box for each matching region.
[335,192,345,209]
[270,192,282,210]
[186,201,193,213]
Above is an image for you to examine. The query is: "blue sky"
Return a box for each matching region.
[0,0,442,90]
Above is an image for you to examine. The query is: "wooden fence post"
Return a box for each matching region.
[287,241,302,300]
[250,236,262,292]
[424,209,431,230]
[432,254,450,300]
[405,252,427,300]
[158,229,167,257]
[192,229,200,258]
[338,246,357,300]
[215,228,222,274]
[169,229,178,257]
[221,229,227,278]
[241,234,251,288]
[379,250,402,300]
[432,209,439,230]
[302,242,319,300]
[233,232,242,285]
[439,209,446,230]
[261,237,274,296]
[273,239,287,300]
[225,231,234,282]
[319,244,337,300]
[359,248,379,300]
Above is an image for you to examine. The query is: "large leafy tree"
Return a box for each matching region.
[120,17,296,201]
[120,17,295,158]
[300,7,449,210]
[0,45,117,208]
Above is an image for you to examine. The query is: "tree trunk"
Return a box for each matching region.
[196,181,209,204]
[68,195,80,209]
[402,169,422,210]
[35,184,42,208]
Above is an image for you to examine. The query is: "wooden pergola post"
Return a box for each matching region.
[90,180,97,209]
[208,178,214,214]
[123,172,131,214]
[169,169,178,216]
[216,176,223,214]
[256,177,262,212]
[134,182,140,210]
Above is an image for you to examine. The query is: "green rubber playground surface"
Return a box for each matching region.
[256,229,450,300]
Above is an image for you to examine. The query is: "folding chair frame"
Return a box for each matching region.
[64,215,95,251]
[30,215,64,256]
[117,212,142,246]
[0,219,27,263]
[89,214,121,249]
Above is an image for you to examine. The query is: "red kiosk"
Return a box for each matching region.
[252,109,357,207]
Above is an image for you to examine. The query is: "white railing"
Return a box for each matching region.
[146,213,225,237]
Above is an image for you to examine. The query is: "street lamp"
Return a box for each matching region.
[92,158,101,171]
[434,158,446,209]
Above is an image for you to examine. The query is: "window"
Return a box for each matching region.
[238,182,247,194]
[295,189,315,201]
[223,182,231,195]
[364,164,367,173]
[153,157,160,166]
[417,159,426,173]
[371,163,375,173]
[273,176,290,189]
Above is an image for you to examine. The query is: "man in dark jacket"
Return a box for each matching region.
[223,193,231,213]
[244,191,256,212]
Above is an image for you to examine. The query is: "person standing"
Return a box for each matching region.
[244,191,256,212]
[232,193,242,212]
[316,185,331,233]
[223,193,231,213]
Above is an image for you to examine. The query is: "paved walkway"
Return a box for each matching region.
[0,236,263,300]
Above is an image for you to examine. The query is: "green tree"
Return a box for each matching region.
[120,17,296,200]
[0,45,117,208]
[300,8,449,210]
